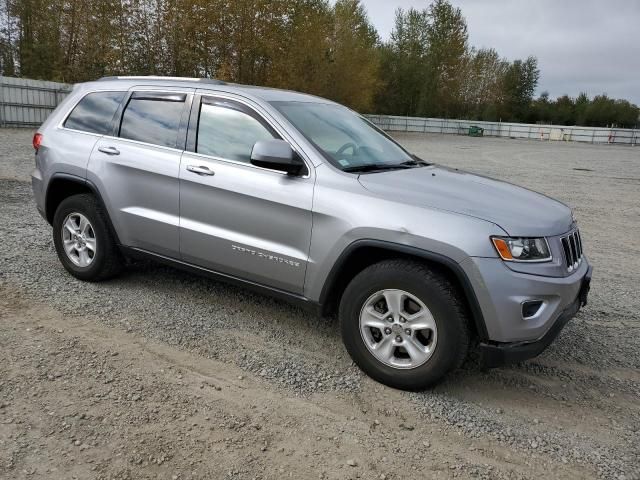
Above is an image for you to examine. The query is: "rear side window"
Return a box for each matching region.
[64,91,125,134]
[119,93,186,148]
[197,101,274,162]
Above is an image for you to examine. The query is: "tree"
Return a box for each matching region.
[529,91,638,128]
[376,8,430,116]
[9,0,65,79]
[500,56,539,122]
[581,94,639,128]
[0,0,17,75]
[268,0,333,95]
[461,48,508,120]
[325,0,380,111]
[376,1,469,118]
[419,0,468,118]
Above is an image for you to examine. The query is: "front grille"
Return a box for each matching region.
[561,229,584,272]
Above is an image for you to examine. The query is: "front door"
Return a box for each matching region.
[179,95,314,294]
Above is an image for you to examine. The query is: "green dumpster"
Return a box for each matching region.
[468,125,484,137]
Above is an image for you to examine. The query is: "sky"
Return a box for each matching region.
[359,0,640,104]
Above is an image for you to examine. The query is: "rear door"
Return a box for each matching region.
[87,87,193,258]
[179,94,314,294]
[56,90,127,179]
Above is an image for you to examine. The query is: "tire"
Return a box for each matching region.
[52,193,123,281]
[339,259,470,390]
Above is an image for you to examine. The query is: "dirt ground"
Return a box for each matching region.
[0,130,638,480]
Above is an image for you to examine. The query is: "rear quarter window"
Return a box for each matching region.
[64,91,125,134]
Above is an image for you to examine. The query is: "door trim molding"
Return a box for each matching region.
[119,246,319,313]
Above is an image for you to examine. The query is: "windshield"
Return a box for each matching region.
[271,101,421,172]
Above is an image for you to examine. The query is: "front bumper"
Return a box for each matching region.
[479,265,592,367]
[461,255,591,343]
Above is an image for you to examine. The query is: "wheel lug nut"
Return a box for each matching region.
[399,317,406,323]
[395,335,402,342]
[384,327,392,335]
[386,317,393,322]
[405,329,411,335]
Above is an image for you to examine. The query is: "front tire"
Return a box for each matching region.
[52,194,122,281]
[339,259,470,390]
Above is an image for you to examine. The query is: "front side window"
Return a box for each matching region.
[271,101,419,172]
[197,101,274,163]
[119,93,186,148]
[64,91,125,134]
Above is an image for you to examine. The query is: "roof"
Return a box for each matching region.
[93,76,332,104]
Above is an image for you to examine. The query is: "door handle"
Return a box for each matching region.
[98,146,120,156]
[187,165,215,176]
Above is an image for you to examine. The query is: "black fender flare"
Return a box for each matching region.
[46,173,121,245]
[318,239,489,341]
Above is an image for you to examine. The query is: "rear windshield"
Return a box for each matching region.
[64,91,125,135]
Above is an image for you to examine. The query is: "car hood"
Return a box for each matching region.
[357,165,573,237]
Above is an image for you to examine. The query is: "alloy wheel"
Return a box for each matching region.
[359,289,438,369]
[61,212,97,267]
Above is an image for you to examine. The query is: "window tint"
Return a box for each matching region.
[197,103,274,162]
[119,96,185,148]
[64,91,125,134]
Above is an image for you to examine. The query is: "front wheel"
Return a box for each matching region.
[339,259,470,390]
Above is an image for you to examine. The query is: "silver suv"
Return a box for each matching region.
[31,76,592,390]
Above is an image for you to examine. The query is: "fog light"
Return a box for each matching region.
[522,300,543,319]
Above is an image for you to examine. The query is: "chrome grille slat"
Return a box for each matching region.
[576,231,583,257]
[561,229,584,272]
[561,237,572,269]
[569,235,578,264]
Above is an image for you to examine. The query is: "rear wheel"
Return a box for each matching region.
[339,259,469,390]
[52,194,122,281]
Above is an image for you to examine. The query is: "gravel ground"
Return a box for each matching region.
[0,128,638,479]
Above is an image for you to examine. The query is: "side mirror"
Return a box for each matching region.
[250,139,305,176]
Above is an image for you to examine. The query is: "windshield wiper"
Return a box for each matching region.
[406,155,431,166]
[343,158,429,173]
[397,159,427,167]
[342,163,414,173]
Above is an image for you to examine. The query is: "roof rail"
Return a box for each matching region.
[97,76,226,85]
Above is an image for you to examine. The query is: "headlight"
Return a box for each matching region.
[491,236,552,262]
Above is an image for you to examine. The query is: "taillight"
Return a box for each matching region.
[33,133,43,151]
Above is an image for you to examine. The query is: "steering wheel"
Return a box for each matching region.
[335,142,358,158]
